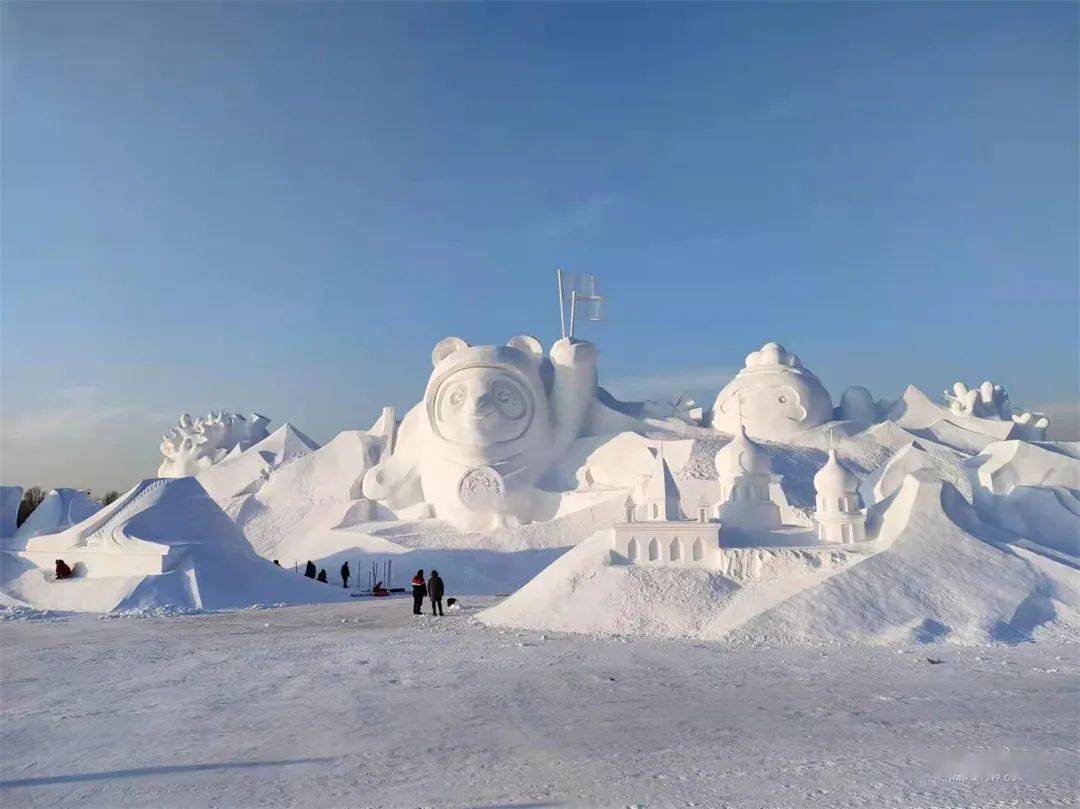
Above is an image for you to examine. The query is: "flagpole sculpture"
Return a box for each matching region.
[555,269,604,341]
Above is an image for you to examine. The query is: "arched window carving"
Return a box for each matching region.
[692,537,705,562]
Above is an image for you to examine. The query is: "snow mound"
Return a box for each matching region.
[965,439,1080,557]
[7,488,101,546]
[0,477,346,614]
[196,423,320,503]
[227,429,386,561]
[479,471,1080,646]
[726,471,1080,646]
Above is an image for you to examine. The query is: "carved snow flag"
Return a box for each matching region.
[556,269,604,339]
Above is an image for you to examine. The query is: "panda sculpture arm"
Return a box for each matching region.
[360,404,427,507]
[548,337,598,454]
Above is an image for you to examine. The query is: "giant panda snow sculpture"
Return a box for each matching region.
[711,342,832,441]
[362,335,598,530]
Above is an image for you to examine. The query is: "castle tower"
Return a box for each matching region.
[713,424,781,528]
[632,442,681,522]
[813,449,866,543]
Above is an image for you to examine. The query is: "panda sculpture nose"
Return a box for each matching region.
[466,392,494,415]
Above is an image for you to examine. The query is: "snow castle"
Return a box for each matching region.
[813,448,867,543]
[712,424,782,529]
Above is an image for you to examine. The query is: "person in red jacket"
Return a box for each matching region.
[411,569,426,615]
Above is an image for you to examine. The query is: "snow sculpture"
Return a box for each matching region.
[944,381,1010,420]
[158,412,271,478]
[613,444,722,566]
[837,386,878,427]
[362,335,598,530]
[14,488,101,543]
[859,440,936,507]
[13,478,346,611]
[711,342,832,440]
[713,424,781,528]
[944,381,1049,441]
[813,450,866,543]
[964,440,1080,556]
[626,443,682,522]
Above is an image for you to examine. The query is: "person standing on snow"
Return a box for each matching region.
[304,560,317,579]
[427,570,445,617]
[340,561,350,588]
[411,569,427,615]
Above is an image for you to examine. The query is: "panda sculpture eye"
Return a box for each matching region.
[447,384,466,409]
[490,378,526,420]
[778,395,787,403]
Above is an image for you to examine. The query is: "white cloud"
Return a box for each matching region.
[603,366,738,403]
[3,386,144,442]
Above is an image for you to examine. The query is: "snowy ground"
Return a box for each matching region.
[2,599,1077,809]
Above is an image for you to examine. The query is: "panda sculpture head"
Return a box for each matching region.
[424,335,552,458]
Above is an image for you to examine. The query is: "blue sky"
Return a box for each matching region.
[2,2,1077,493]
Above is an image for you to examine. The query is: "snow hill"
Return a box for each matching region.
[479,470,1080,645]
[195,423,320,503]
[0,477,346,613]
[5,488,102,545]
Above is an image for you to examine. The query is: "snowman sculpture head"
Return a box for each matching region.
[711,342,832,441]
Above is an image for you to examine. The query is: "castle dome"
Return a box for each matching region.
[715,424,771,479]
[814,449,859,495]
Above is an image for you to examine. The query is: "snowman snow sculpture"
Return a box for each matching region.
[711,342,832,441]
[361,335,598,530]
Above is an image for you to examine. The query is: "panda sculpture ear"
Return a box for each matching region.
[432,337,470,367]
[506,335,543,356]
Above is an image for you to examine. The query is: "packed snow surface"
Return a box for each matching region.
[1,599,1077,809]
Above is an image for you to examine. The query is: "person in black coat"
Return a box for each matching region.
[428,570,445,617]
[411,569,426,615]
[316,569,328,583]
[304,560,317,579]
[340,561,350,588]
[55,559,73,580]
